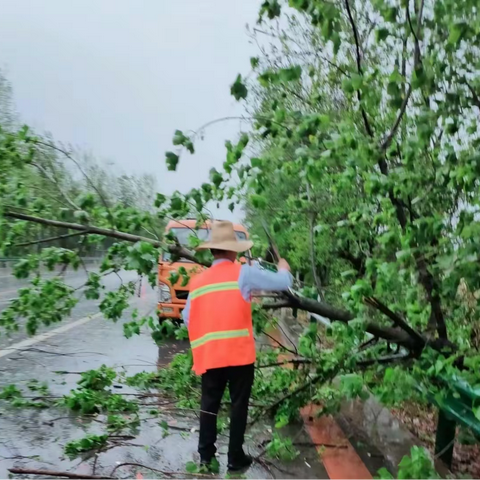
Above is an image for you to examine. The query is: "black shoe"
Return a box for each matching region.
[227,454,253,472]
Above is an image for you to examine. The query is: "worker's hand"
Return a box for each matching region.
[277,258,291,272]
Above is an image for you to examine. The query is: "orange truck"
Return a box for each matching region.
[158,219,250,322]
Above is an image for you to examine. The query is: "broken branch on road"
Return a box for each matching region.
[109,462,214,478]
[8,468,114,479]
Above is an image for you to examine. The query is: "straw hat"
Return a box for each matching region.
[196,220,253,253]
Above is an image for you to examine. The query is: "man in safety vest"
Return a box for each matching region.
[182,220,292,472]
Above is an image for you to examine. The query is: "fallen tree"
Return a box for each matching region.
[2,0,480,477]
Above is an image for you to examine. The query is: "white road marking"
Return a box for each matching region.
[0,312,103,359]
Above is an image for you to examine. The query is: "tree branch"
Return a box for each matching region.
[358,336,379,351]
[4,211,198,263]
[30,162,79,211]
[416,253,448,339]
[14,231,87,248]
[306,184,324,299]
[110,463,178,478]
[257,359,311,369]
[249,372,328,425]
[377,131,446,342]
[465,80,480,110]
[344,0,363,75]
[344,0,374,138]
[8,468,113,480]
[282,291,440,351]
[338,248,365,276]
[406,4,421,64]
[284,290,353,322]
[380,0,424,152]
[261,330,298,355]
[262,301,292,309]
[5,211,451,345]
[364,296,425,345]
[33,140,114,217]
[380,85,412,151]
[356,353,411,367]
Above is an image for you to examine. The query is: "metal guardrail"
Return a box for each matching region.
[420,377,480,467]
[0,257,103,268]
[0,257,102,263]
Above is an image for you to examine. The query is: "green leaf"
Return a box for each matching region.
[258,71,274,87]
[77,193,96,210]
[387,81,400,96]
[159,420,169,430]
[251,157,262,168]
[185,461,198,473]
[384,7,397,22]
[376,467,394,479]
[342,78,354,94]
[165,152,179,171]
[448,22,466,44]
[172,130,194,154]
[209,457,220,474]
[209,168,223,188]
[289,0,309,9]
[412,65,427,89]
[474,406,480,421]
[340,269,357,278]
[231,74,248,101]
[250,194,268,209]
[332,32,341,54]
[172,130,185,146]
[250,57,259,69]
[376,28,389,41]
[154,193,167,208]
[259,0,281,20]
[279,66,302,82]
[351,73,363,90]
[436,254,455,271]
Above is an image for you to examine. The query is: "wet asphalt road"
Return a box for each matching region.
[0,265,326,479]
[0,264,136,350]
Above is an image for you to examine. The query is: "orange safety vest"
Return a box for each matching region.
[188,261,255,375]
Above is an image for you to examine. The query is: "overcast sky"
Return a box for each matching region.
[0,0,260,222]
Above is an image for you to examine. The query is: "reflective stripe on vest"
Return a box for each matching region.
[190,328,250,349]
[190,281,239,300]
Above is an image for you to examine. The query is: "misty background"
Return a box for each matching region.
[0,0,260,222]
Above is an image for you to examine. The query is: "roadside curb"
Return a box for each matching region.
[266,324,373,479]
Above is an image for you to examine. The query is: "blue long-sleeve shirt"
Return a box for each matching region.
[182,259,292,328]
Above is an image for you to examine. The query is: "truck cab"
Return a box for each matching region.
[158,219,250,322]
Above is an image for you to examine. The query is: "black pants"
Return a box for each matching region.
[198,363,254,463]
